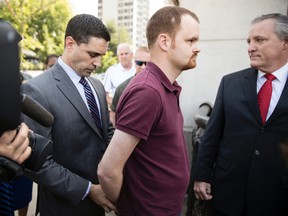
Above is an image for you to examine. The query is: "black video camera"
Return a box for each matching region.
[0,20,53,182]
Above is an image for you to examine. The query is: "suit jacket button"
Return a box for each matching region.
[261,127,265,133]
[255,150,260,156]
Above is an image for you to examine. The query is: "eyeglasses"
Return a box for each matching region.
[135,60,147,66]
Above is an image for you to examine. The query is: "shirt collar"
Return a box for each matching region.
[258,62,288,84]
[145,62,182,95]
[117,62,135,72]
[58,57,82,84]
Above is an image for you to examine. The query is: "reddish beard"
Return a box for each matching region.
[183,56,197,70]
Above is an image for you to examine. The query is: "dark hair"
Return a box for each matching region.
[146,6,199,49]
[45,54,59,65]
[65,14,111,46]
[252,13,288,41]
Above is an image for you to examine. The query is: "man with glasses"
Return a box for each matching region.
[109,46,150,126]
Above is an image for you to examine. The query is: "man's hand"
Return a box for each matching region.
[0,123,31,164]
[89,184,117,213]
[194,181,213,200]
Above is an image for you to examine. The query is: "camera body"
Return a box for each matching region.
[0,20,53,182]
[25,131,53,172]
[0,131,53,182]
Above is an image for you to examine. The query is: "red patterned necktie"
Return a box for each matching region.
[257,73,276,124]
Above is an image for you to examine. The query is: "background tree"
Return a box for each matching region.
[95,19,131,74]
[105,20,132,55]
[0,0,72,70]
[95,50,117,74]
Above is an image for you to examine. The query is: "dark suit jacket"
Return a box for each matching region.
[21,63,114,216]
[194,68,288,216]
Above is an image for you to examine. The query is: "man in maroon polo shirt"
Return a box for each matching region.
[98,6,200,216]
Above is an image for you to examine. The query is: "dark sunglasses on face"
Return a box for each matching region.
[135,60,147,66]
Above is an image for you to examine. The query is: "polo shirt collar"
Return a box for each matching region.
[146,62,182,96]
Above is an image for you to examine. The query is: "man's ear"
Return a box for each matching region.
[65,36,76,51]
[157,33,171,52]
[282,38,288,50]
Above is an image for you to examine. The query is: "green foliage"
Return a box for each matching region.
[106,20,132,55]
[96,51,117,74]
[106,21,118,56]
[94,20,131,74]
[0,0,72,70]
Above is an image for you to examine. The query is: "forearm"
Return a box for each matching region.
[98,170,123,203]
[98,129,139,203]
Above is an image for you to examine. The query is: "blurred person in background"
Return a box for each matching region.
[109,46,150,126]
[103,43,135,107]
[45,54,59,70]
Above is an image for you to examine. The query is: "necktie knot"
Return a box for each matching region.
[264,73,276,81]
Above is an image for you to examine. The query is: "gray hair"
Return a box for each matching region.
[251,13,288,41]
[117,43,133,55]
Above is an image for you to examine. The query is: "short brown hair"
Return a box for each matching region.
[146,6,199,49]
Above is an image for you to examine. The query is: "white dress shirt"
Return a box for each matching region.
[58,57,102,118]
[103,62,135,96]
[257,63,288,120]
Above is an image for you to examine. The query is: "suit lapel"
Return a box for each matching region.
[242,68,288,125]
[242,68,262,124]
[53,66,103,139]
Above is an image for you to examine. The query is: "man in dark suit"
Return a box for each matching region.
[193,13,288,216]
[21,14,116,216]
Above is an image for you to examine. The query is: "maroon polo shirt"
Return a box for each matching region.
[115,62,190,216]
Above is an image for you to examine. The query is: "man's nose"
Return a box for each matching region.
[93,57,101,67]
[248,42,256,52]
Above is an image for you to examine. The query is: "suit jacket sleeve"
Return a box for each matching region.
[193,77,226,183]
[21,82,89,206]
